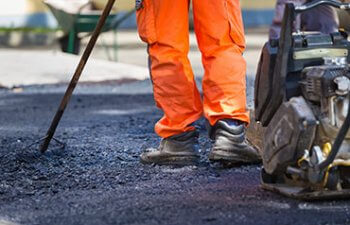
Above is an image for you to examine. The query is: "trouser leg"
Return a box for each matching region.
[193,0,249,126]
[269,0,305,39]
[269,0,338,39]
[136,0,202,138]
[301,4,339,33]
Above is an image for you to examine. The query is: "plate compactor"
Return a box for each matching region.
[254,0,350,199]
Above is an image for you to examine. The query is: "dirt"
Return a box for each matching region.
[0,87,350,225]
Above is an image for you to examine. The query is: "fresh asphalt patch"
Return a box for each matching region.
[0,85,350,225]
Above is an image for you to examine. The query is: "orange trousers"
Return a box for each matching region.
[136,0,249,138]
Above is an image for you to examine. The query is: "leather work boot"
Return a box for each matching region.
[208,119,261,165]
[140,130,200,166]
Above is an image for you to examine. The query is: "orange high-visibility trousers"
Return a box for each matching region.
[136,0,249,138]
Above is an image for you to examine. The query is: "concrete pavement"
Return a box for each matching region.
[0,30,267,90]
[0,49,148,87]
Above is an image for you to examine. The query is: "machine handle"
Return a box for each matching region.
[295,0,350,13]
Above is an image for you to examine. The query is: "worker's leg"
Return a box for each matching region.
[192,0,260,164]
[269,0,339,39]
[269,0,305,39]
[301,4,339,33]
[192,0,249,126]
[136,0,203,138]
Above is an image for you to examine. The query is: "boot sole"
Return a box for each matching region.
[140,155,200,166]
[208,151,261,165]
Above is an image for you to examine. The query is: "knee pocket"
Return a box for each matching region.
[136,0,157,44]
[224,0,246,52]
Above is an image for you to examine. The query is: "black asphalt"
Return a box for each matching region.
[0,85,350,225]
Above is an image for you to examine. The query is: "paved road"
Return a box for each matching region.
[0,85,350,225]
[1,29,349,225]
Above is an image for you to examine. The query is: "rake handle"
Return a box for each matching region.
[40,0,116,153]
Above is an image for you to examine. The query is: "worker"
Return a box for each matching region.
[269,0,339,39]
[135,0,261,166]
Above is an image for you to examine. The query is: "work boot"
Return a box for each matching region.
[208,119,261,165]
[140,130,200,166]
